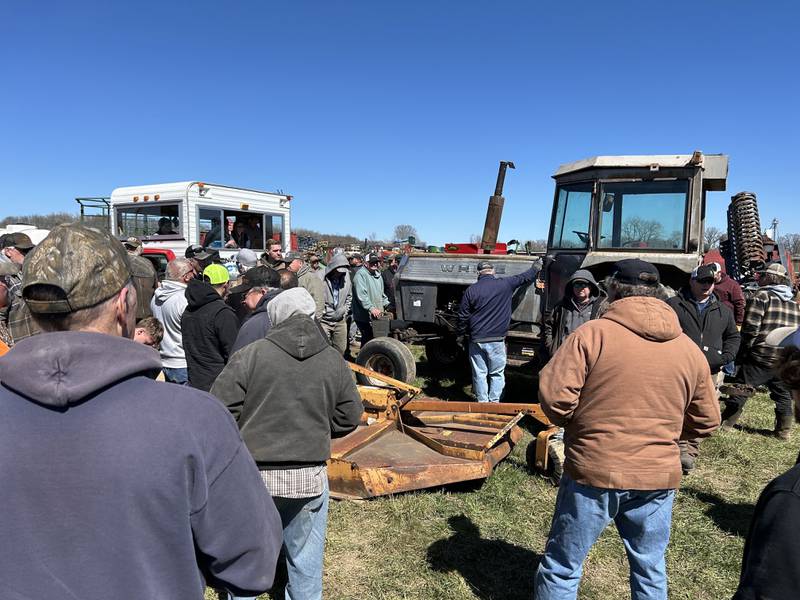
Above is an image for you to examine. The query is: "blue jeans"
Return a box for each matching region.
[468,341,506,403]
[230,479,329,600]
[162,367,189,385]
[535,474,675,600]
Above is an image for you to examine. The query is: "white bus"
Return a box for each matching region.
[109,181,292,260]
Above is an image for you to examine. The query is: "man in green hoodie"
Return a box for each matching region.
[352,254,389,345]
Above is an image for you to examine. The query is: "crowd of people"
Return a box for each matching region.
[1,223,799,599]
[0,225,405,599]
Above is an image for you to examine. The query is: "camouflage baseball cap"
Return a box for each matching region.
[22,223,133,314]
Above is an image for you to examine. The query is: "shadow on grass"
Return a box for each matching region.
[416,360,474,402]
[734,424,775,437]
[427,514,540,600]
[682,488,754,538]
[416,361,538,404]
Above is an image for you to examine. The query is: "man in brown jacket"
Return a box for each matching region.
[535,259,720,600]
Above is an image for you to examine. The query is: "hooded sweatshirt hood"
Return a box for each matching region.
[325,253,349,277]
[601,296,681,342]
[267,287,316,326]
[564,269,600,298]
[153,279,187,306]
[185,278,224,310]
[266,314,329,359]
[764,284,795,302]
[0,331,161,407]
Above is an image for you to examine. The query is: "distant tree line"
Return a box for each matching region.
[10,213,798,256]
[0,212,79,229]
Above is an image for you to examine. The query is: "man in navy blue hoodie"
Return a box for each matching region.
[0,223,282,600]
[457,259,539,402]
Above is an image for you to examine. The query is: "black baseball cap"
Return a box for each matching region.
[229,265,278,294]
[185,244,212,261]
[611,259,660,285]
[477,260,493,271]
[2,232,34,251]
[691,264,716,281]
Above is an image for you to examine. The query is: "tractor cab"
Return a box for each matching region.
[543,152,728,311]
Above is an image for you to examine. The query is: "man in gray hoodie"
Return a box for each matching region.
[151,257,196,384]
[0,223,282,599]
[320,252,353,353]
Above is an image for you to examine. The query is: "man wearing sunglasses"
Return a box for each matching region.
[667,263,740,472]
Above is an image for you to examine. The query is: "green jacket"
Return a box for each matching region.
[352,266,388,323]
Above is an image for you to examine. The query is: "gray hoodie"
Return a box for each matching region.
[151,279,189,368]
[321,253,353,323]
[0,331,282,598]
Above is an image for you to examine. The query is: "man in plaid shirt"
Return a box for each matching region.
[722,263,800,438]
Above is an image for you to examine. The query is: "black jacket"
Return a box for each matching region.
[0,331,281,598]
[182,279,240,391]
[230,288,282,355]
[382,268,397,311]
[211,314,364,468]
[666,289,740,374]
[734,460,800,600]
[542,269,605,357]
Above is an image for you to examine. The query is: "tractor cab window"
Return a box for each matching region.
[115,203,182,240]
[597,180,689,250]
[550,183,592,249]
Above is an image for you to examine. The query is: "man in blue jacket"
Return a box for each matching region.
[458,259,538,402]
[0,224,282,600]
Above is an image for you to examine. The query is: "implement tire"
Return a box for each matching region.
[526,437,565,484]
[356,337,417,386]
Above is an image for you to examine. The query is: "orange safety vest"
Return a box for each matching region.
[0,340,8,357]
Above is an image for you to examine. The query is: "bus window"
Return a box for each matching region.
[116,203,182,240]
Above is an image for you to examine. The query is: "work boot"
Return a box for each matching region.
[720,402,743,430]
[775,415,794,440]
[680,451,696,475]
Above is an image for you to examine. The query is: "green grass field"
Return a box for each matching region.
[211,356,798,600]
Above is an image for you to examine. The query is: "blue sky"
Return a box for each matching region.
[2,1,798,245]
